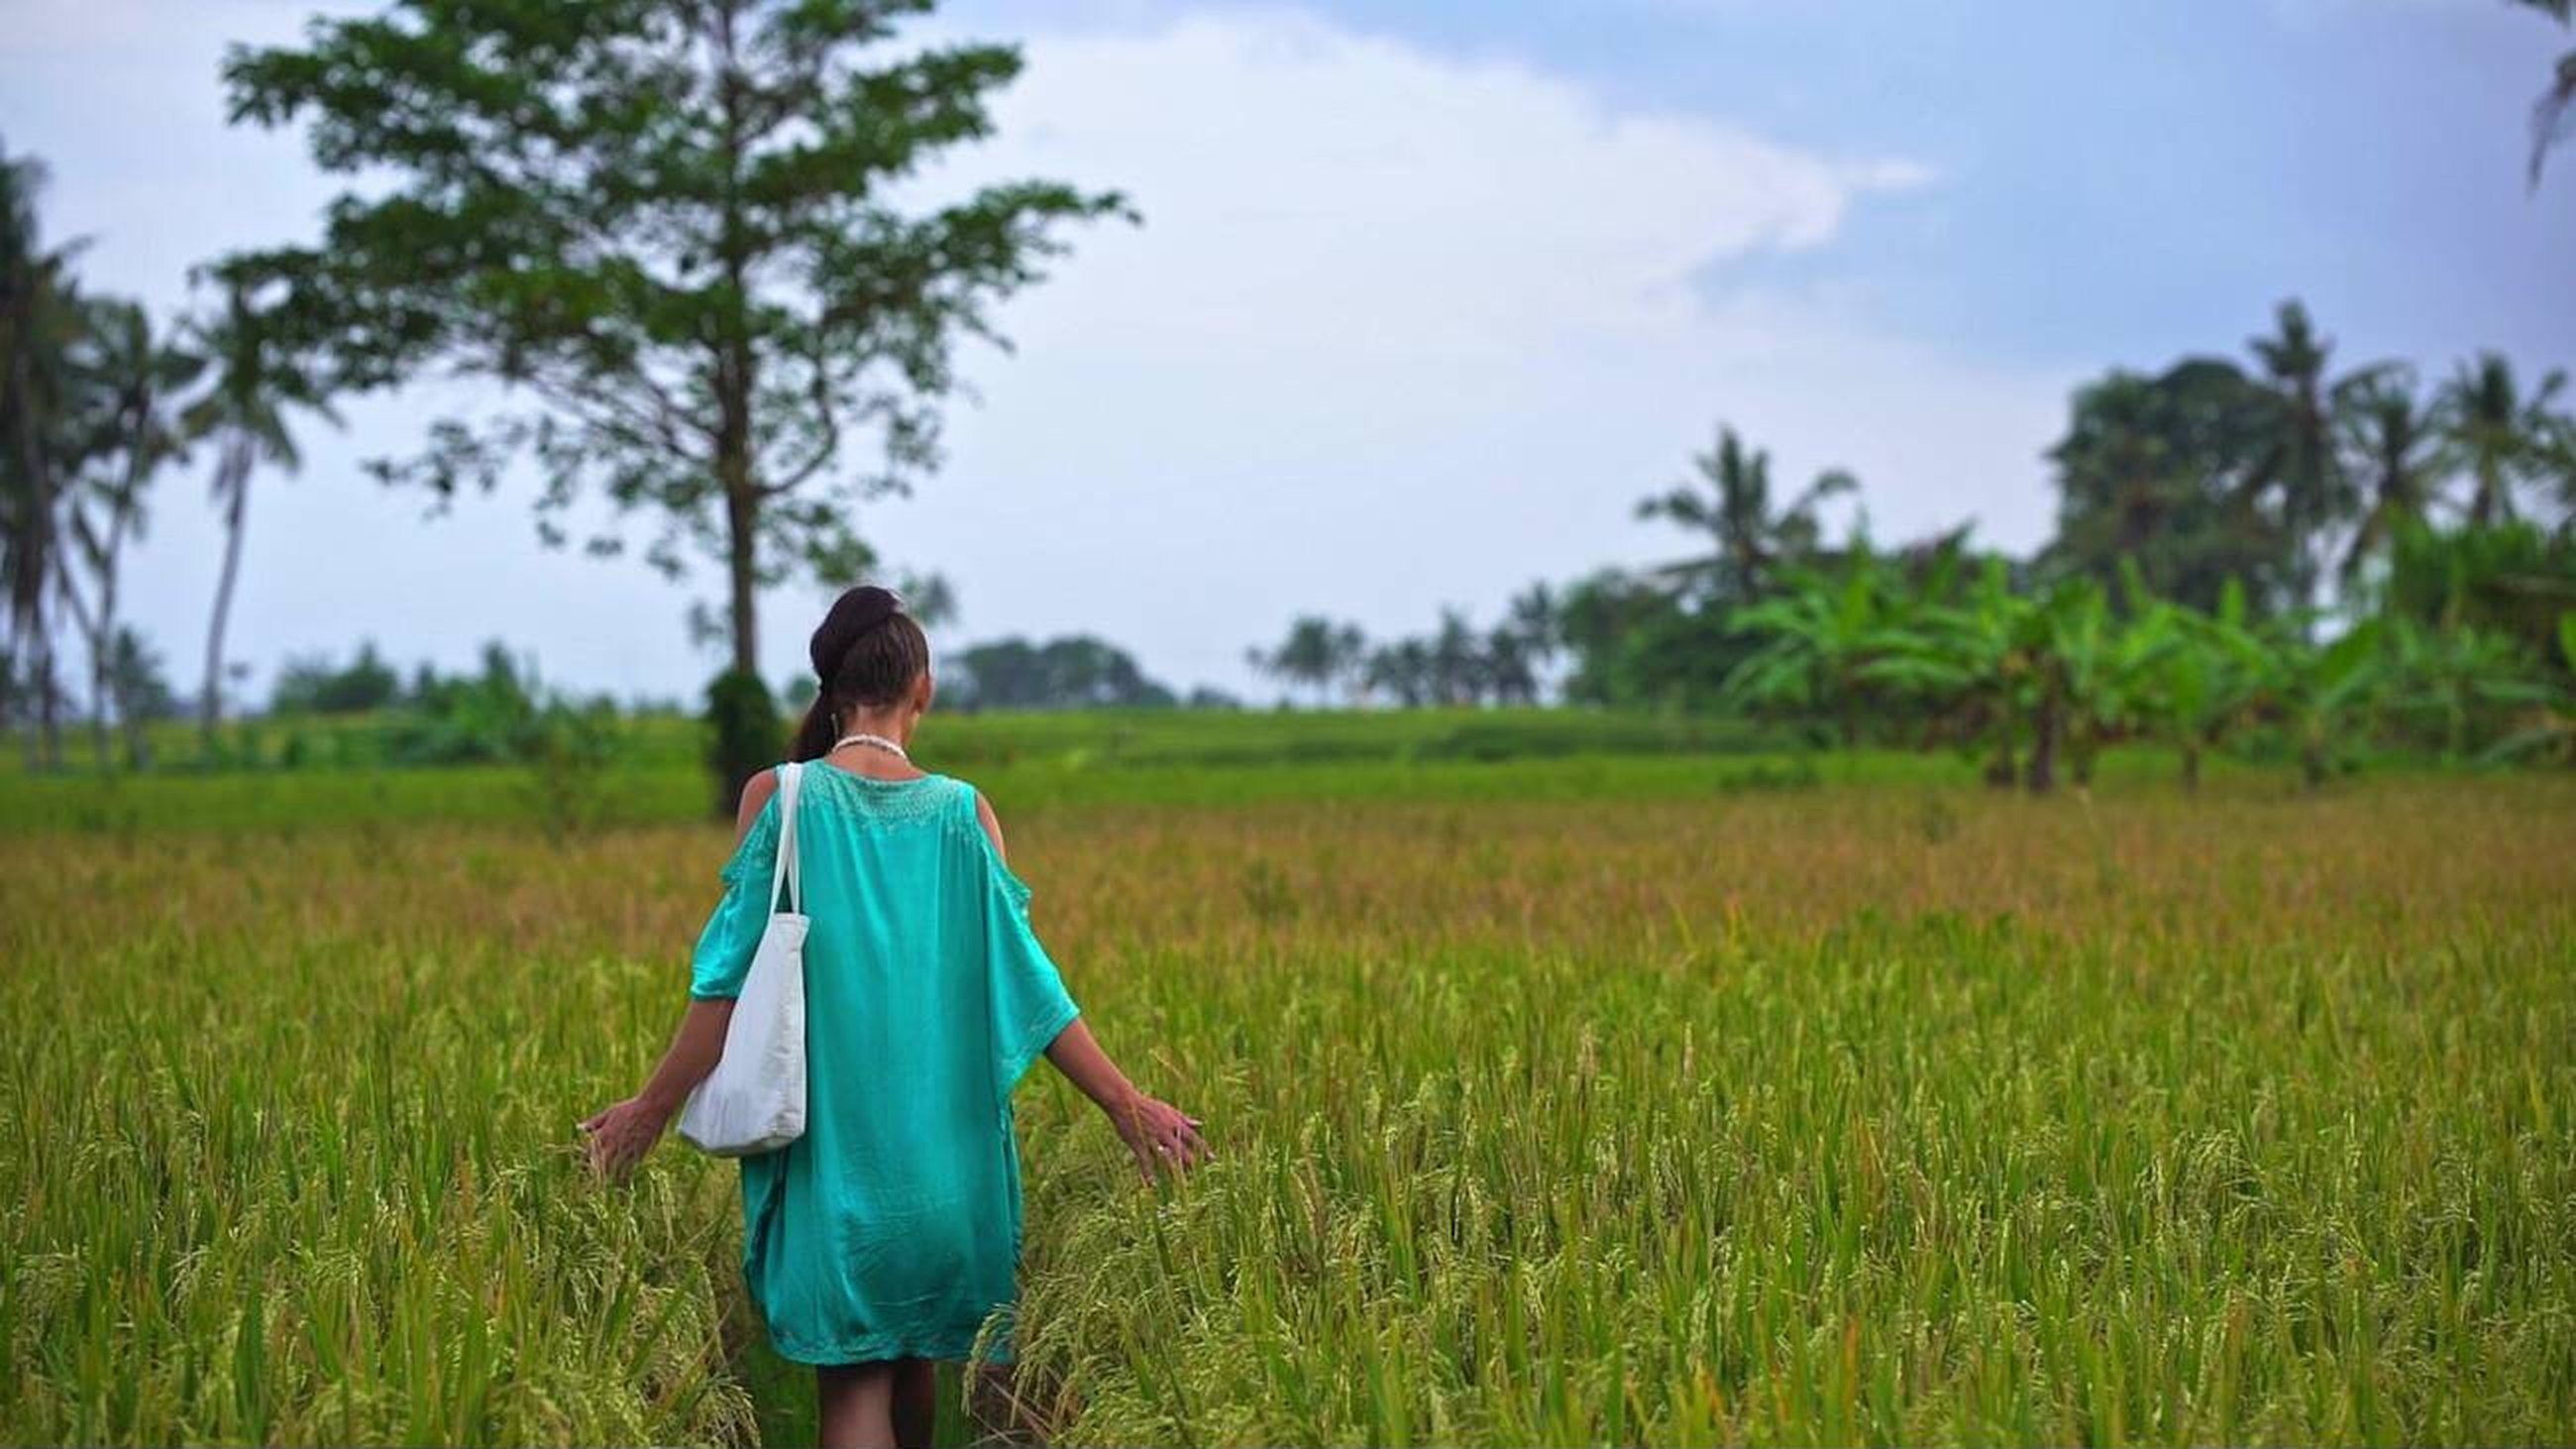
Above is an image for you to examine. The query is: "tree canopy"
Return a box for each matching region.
[216,0,1127,674]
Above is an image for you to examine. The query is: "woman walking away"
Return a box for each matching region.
[582,584,1206,1449]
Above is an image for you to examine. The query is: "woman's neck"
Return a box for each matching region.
[837,710,915,749]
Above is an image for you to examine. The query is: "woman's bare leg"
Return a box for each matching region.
[891,1358,937,1447]
[816,1362,896,1449]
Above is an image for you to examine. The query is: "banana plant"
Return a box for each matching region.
[2122,572,2267,790]
[1722,556,1905,746]
[2258,615,2387,788]
[2480,613,2576,766]
[2380,615,2554,761]
[1862,557,2040,788]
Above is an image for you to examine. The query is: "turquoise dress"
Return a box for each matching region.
[688,762,1081,1366]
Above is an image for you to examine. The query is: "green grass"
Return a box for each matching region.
[1,741,2570,1444]
[10,705,1797,779]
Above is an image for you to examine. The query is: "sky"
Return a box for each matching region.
[3,0,2569,706]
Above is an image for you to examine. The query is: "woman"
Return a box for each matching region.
[582,585,1205,1449]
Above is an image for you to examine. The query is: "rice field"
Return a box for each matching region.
[3,758,2573,1445]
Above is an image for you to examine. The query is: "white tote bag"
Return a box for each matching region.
[678,761,810,1157]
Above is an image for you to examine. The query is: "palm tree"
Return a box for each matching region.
[0,144,85,770]
[1364,637,1433,709]
[1637,423,1855,605]
[2332,367,2445,585]
[59,298,200,766]
[1325,621,1367,704]
[2434,352,2568,527]
[2242,300,2358,613]
[1249,615,1356,707]
[181,280,338,744]
[1483,623,1538,706]
[2515,0,2576,187]
[1428,609,1484,706]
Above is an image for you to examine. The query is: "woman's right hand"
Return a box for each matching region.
[1109,1093,1207,1183]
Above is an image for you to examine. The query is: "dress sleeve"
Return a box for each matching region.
[973,793,1080,1099]
[689,781,783,1000]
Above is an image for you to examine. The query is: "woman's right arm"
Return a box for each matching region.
[976,793,1207,1183]
[582,998,732,1178]
[582,769,779,1178]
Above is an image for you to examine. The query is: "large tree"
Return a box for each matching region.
[217,0,1126,677]
[2043,358,2301,616]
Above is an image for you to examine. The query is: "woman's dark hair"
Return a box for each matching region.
[791,585,931,761]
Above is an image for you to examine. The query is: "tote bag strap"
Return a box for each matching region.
[766,760,805,914]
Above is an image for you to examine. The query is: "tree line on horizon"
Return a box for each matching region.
[1252,300,2576,786]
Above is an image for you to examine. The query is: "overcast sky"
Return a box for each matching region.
[3,0,2569,705]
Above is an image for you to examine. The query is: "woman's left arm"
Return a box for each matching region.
[582,998,733,1178]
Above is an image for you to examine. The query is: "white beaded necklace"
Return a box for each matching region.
[831,729,910,762]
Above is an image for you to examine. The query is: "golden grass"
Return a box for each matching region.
[3,774,2572,1443]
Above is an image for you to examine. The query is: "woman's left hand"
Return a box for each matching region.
[580,1096,672,1181]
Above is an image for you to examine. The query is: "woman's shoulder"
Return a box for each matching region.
[945,775,1008,856]
[735,765,786,833]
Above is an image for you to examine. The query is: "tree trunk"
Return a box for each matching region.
[201,442,251,746]
[2024,682,2060,795]
[85,516,125,772]
[58,562,112,771]
[36,641,62,770]
[2468,461,2505,528]
[87,637,112,768]
[1984,737,2015,789]
[722,463,759,676]
[713,1,761,682]
[123,705,152,770]
[2181,741,2201,793]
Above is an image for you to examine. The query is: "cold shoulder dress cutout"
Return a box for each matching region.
[687,763,1081,1365]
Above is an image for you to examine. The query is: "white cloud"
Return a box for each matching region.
[4,5,2071,702]
[868,12,2065,691]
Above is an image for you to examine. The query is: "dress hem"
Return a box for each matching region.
[764,1329,1017,1368]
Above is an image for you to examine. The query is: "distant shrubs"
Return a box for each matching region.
[702,667,778,821]
[268,642,403,715]
[220,642,631,836]
[946,635,1181,711]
